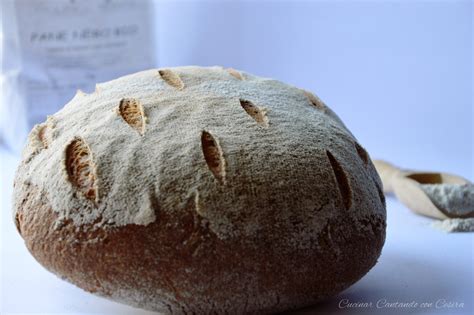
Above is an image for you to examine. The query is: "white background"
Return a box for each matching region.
[1,0,473,314]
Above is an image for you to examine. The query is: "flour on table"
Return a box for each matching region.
[431,218,474,233]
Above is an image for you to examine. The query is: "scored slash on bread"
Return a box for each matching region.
[118,98,147,135]
[65,137,98,203]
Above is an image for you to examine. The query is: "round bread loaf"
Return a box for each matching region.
[13,66,386,314]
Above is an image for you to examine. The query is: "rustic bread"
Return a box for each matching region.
[13,66,386,314]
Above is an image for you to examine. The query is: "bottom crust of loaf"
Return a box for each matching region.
[15,185,385,314]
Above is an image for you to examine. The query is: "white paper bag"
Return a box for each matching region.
[1,0,157,152]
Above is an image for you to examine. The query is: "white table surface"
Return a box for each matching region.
[1,147,472,315]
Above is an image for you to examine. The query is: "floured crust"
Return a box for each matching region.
[13,66,386,314]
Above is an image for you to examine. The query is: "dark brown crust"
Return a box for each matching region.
[16,185,385,314]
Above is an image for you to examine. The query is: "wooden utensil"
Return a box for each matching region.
[373,160,471,219]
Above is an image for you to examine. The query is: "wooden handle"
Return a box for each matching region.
[372,159,403,194]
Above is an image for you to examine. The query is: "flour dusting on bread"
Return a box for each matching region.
[13,66,385,239]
